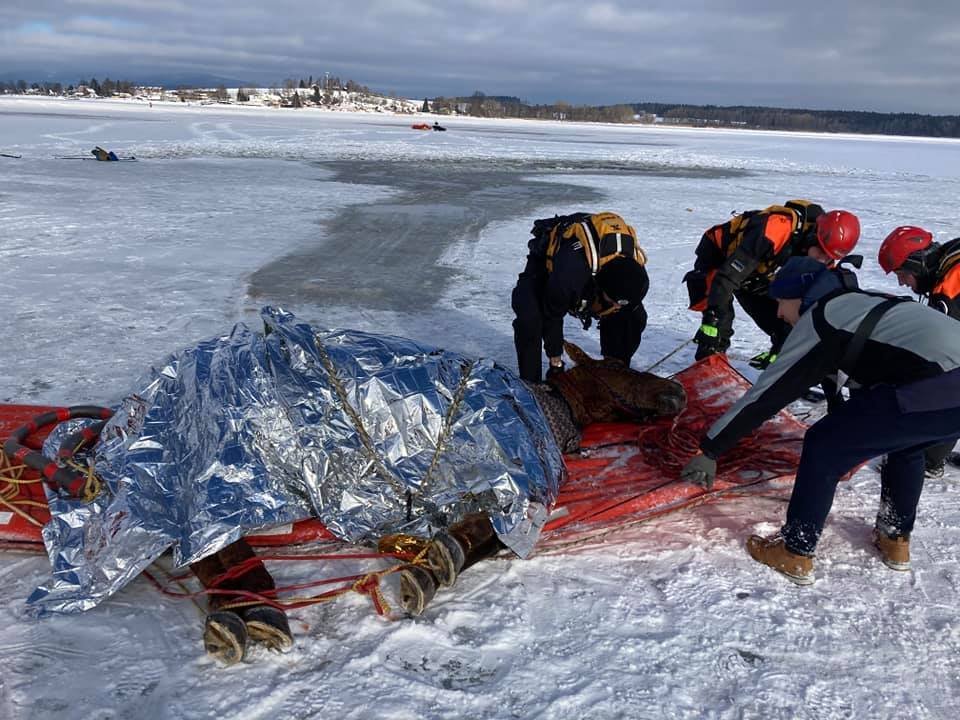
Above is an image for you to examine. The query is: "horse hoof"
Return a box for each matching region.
[204,611,247,665]
[241,605,294,652]
[398,564,438,616]
[425,531,466,588]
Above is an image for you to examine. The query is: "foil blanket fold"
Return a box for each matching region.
[28,307,563,614]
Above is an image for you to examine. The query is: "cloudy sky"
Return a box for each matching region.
[2,0,959,114]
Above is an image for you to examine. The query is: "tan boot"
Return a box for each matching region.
[872,529,910,571]
[746,534,814,586]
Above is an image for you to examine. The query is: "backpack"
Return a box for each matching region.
[531,212,646,275]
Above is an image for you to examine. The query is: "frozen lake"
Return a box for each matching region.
[1,97,959,719]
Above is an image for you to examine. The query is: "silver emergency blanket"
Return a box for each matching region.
[28,307,563,614]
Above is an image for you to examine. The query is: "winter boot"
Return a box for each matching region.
[240,605,294,652]
[203,610,248,665]
[397,563,439,616]
[746,534,814,586]
[924,457,945,479]
[872,529,910,571]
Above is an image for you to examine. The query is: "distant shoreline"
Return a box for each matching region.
[3,94,960,146]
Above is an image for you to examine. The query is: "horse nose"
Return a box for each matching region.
[657,390,686,415]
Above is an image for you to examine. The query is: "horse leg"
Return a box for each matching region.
[213,539,293,653]
[396,513,505,616]
[191,539,293,663]
[191,550,248,665]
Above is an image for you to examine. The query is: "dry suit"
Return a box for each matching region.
[512,215,649,382]
[686,203,820,360]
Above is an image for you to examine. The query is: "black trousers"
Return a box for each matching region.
[511,260,646,382]
[781,373,960,556]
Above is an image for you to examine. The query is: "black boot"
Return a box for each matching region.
[203,611,248,665]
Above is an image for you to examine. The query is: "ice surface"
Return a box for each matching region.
[1,96,959,719]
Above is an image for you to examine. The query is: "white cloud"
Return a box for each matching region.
[581,3,677,32]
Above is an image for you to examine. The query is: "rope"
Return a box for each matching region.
[634,410,799,477]
[314,337,474,522]
[643,338,693,374]
[537,475,792,555]
[313,339,409,499]
[147,545,433,619]
[0,452,47,527]
[415,360,474,507]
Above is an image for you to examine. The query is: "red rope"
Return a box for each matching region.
[145,548,416,616]
[635,409,800,478]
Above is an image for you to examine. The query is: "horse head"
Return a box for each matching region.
[548,341,687,426]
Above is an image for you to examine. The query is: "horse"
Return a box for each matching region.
[195,341,686,664]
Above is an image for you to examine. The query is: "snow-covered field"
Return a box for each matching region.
[1,96,959,719]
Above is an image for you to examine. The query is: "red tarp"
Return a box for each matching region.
[0,356,806,549]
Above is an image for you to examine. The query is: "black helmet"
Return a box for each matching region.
[596,256,649,309]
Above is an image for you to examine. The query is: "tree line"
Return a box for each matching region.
[426,92,636,123]
[1,77,138,97]
[6,77,960,138]
[423,93,960,138]
[631,103,960,138]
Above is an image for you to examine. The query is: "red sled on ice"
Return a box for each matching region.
[0,356,806,552]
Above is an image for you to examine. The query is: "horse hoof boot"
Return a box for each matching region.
[204,610,248,665]
[241,605,294,652]
[425,531,466,588]
[398,564,438,616]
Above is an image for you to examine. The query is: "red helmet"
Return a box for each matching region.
[815,210,860,260]
[878,225,934,274]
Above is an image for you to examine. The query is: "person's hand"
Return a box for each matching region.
[546,361,565,380]
[693,309,721,359]
[681,452,717,489]
[748,350,778,370]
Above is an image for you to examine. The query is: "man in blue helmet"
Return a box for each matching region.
[680,256,960,585]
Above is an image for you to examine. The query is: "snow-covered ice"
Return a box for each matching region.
[1,96,959,719]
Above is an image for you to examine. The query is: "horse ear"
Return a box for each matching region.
[562,341,595,367]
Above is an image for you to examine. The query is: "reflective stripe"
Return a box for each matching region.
[580,221,599,274]
[699,324,719,338]
[616,232,623,255]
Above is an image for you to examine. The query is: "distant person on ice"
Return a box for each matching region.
[511,212,649,382]
[91,146,119,161]
[680,256,960,585]
[878,225,960,475]
[685,201,860,369]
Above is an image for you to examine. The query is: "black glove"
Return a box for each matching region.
[546,362,565,380]
[681,453,717,489]
[748,350,778,370]
[693,308,722,359]
[575,309,593,331]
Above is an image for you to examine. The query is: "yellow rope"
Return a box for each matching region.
[0,493,44,527]
[0,452,46,527]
